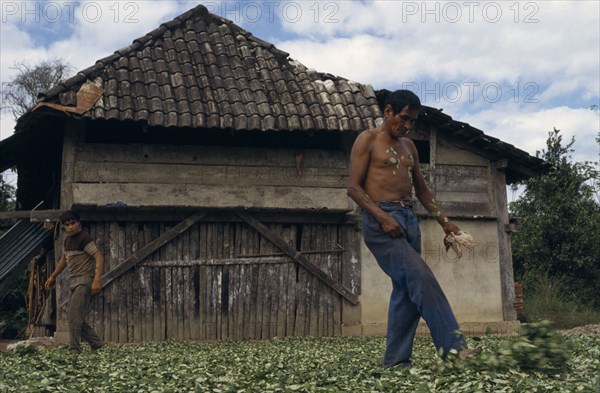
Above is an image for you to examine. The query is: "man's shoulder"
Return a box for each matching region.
[356,128,382,143]
[79,230,94,245]
[358,128,375,136]
[67,230,94,246]
[400,137,417,147]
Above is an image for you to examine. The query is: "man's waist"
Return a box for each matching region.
[69,275,93,289]
[374,199,413,207]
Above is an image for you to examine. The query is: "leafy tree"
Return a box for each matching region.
[510,128,600,307]
[0,173,16,236]
[1,59,72,119]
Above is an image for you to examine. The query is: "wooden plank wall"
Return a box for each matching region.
[86,219,356,343]
[422,135,494,218]
[412,163,492,217]
[433,164,492,216]
[71,144,351,211]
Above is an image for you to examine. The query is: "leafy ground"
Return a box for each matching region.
[1,324,599,393]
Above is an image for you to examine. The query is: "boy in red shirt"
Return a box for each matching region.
[45,210,104,354]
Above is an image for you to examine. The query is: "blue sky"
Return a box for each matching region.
[1,1,599,195]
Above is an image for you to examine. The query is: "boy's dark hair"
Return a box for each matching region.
[59,210,80,223]
[377,89,422,115]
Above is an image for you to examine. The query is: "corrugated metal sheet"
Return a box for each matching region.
[0,220,52,298]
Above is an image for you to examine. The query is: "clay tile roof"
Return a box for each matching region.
[34,4,380,132]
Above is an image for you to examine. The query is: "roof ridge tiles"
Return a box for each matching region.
[28,3,391,135]
[174,4,208,23]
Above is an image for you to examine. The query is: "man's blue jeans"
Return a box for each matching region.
[362,203,465,366]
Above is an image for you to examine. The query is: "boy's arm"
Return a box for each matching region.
[45,255,67,290]
[91,251,104,295]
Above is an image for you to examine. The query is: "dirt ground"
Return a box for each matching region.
[559,323,600,336]
[0,340,19,352]
[0,337,57,352]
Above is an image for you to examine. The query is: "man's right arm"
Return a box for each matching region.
[347,132,376,210]
[347,132,404,237]
[45,255,67,290]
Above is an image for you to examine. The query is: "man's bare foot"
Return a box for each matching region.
[458,347,482,361]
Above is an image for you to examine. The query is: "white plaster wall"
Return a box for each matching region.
[420,218,504,322]
[359,218,505,334]
[359,240,391,336]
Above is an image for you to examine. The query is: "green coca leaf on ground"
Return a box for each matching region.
[1,323,598,392]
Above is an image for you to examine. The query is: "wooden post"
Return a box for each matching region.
[429,125,437,194]
[60,119,84,210]
[341,220,362,336]
[54,119,85,344]
[493,160,518,321]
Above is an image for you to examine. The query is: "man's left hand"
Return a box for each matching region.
[91,280,101,295]
[442,222,461,235]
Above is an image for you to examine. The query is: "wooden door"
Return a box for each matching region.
[87,214,360,343]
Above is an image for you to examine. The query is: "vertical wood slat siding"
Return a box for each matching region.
[87,219,358,343]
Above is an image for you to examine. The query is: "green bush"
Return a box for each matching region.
[521,272,600,329]
[466,320,571,374]
[0,274,28,339]
[511,128,600,308]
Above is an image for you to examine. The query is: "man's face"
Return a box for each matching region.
[386,106,419,138]
[62,220,81,235]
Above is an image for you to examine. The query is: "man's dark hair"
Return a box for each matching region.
[382,89,422,114]
[59,210,80,223]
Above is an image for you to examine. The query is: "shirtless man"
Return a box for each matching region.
[347,90,480,367]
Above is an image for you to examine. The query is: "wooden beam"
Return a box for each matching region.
[72,183,354,212]
[74,161,348,188]
[237,247,345,258]
[0,208,359,225]
[140,257,292,267]
[236,211,358,305]
[101,211,208,288]
[0,209,64,221]
[429,125,437,194]
[76,143,348,169]
[77,210,359,225]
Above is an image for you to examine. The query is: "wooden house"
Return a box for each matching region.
[0,4,546,343]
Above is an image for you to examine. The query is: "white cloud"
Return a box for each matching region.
[271,1,599,166]
[275,1,599,99]
[46,1,188,72]
[460,105,600,164]
[0,13,47,81]
[1,0,598,169]
[0,1,190,139]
